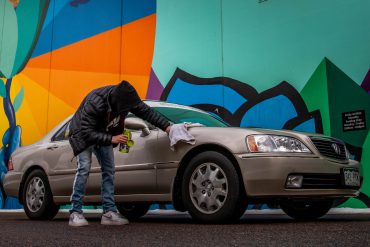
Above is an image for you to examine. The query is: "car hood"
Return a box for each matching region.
[186,126,319,154]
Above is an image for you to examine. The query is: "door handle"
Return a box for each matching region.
[47,145,59,150]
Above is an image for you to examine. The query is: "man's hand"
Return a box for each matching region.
[112,134,128,144]
[165,125,171,135]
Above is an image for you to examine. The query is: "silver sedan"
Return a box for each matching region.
[4,101,361,223]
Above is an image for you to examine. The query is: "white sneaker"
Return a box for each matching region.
[101,211,129,226]
[69,212,89,227]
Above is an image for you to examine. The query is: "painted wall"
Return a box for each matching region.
[0,0,369,208]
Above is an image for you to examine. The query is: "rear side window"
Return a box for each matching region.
[52,121,70,142]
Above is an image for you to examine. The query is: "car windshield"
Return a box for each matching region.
[153,106,229,127]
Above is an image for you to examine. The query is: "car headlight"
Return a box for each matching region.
[247,135,311,153]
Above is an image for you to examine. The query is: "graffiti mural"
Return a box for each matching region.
[0,0,157,208]
[1,0,370,210]
[158,64,370,208]
[161,68,323,133]
[0,0,50,208]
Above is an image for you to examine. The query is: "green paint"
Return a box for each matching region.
[0,81,6,98]
[303,58,370,208]
[153,0,223,86]
[0,0,18,78]
[11,0,49,77]
[13,86,24,112]
[300,58,331,136]
[326,59,370,147]
[340,198,367,209]
[340,138,369,209]
[301,57,370,147]
[0,0,49,78]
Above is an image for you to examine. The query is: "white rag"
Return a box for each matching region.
[169,123,197,151]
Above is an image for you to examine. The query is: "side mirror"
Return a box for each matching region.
[124,118,151,137]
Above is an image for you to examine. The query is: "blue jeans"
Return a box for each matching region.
[70,145,117,214]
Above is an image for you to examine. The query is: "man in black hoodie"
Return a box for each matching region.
[68,81,171,227]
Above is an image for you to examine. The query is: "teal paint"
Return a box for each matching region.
[153,0,223,86]
[153,0,370,92]
[222,0,370,92]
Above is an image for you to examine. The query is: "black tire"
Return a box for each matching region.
[280,200,333,220]
[116,203,151,221]
[182,151,246,223]
[22,170,59,220]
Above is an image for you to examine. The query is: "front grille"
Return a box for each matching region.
[310,137,347,161]
[301,174,341,189]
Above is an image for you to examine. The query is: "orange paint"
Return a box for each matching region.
[120,14,156,97]
[24,14,157,108]
[121,14,156,76]
[22,67,50,91]
[15,14,157,139]
[48,69,120,109]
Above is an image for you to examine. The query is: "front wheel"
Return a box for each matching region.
[116,203,151,220]
[182,151,246,223]
[22,170,59,220]
[280,200,333,220]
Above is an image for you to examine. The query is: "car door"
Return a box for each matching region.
[154,130,180,194]
[87,115,158,196]
[44,121,78,197]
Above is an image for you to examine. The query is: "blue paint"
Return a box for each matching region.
[32,0,156,57]
[241,95,297,129]
[149,204,174,210]
[0,150,6,209]
[223,85,248,114]
[167,79,223,107]
[293,118,316,133]
[0,193,3,209]
[122,0,156,24]
[0,126,21,209]
[32,0,56,58]
[4,196,22,209]
[5,126,22,156]
[167,79,246,113]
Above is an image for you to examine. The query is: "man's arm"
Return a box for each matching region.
[130,101,171,132]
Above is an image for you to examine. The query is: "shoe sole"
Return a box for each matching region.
[101,220,129,226]
[69,222,89,227]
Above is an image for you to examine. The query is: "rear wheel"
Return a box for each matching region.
[182,151,246,223]
[22,170,59,220]
[116,203,150,220]
[280,200,333,220]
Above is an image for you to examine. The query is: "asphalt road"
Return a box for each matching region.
[0,210,370,247]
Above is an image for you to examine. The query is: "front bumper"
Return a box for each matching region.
[236,154,361,199]
[3,172,23,198]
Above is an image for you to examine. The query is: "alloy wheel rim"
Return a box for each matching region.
[189,163,228,214]
[26,177,45,213]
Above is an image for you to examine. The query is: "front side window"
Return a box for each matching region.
[153,107,229,127]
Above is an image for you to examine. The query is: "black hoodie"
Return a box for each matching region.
[68,81,170,156]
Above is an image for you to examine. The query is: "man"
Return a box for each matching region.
[68,81,171,227]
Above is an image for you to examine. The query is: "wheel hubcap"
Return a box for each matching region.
[26,177,45,213]
[189,163,228,214]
